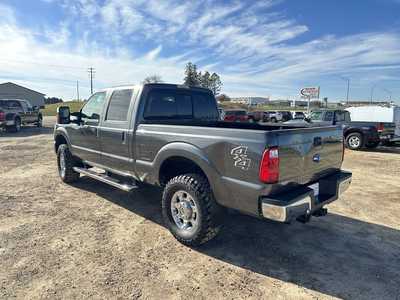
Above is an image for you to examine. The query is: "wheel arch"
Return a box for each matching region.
[54,129,71,153]
[154,142,220,190]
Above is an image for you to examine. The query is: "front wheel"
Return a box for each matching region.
[57,144,80,183]
[36,116,43,127]
[345,133,363,150]
[162,174,223,246]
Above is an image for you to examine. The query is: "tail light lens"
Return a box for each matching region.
[259,147,279,183]
[377,123,384,132]
[0,111,5,121]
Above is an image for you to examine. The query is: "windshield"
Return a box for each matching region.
[309,111,323,121]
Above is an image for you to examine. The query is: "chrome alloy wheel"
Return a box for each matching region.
[348,136,361,148]
[59,150,66,177]
[171,190,199,231]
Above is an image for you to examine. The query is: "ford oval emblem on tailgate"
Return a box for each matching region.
[313,153,320,163]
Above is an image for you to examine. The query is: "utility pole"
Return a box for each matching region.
[76,80,80,101]
[340,76,350,104]
[383,88,392,102]
[88,67,95,95]
[370,83,377,104]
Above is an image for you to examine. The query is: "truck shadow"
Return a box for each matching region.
[73,178,400,299]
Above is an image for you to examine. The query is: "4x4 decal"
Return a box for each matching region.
[231,145,251,170]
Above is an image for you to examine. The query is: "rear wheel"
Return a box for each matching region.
[162,173,223,246]
[57,144,80,183]
[345,132,363,150]
[270,117,277,123]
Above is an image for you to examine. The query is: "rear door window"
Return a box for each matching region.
[106,89,133,121]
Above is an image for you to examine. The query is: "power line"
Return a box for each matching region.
[0,59,87,71]
[88,67,95,95]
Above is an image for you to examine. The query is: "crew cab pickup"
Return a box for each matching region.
[286,109,382,150]
[54,84,352,246]
[0,99,43,132]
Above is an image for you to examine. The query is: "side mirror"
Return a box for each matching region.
[57,106,70,124]
[32,106,38,111]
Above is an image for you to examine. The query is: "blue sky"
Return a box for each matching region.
[0,0,399,103]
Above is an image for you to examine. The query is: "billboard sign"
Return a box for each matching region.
[300,87,320,99]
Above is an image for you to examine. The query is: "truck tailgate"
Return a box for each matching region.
[276,126,343,185]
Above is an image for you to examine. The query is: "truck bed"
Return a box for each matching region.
[135,122,344,215]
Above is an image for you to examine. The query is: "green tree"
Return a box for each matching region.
[142,75,163,84]
[183,62,200,86]
[200,71,211,89]
[209,73,222,95]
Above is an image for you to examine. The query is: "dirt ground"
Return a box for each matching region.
[1,117,399,300]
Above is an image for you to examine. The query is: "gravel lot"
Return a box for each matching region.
[1,117,399,299]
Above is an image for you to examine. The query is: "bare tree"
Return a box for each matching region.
[142,75,164,84]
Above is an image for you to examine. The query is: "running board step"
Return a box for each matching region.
[73,167,138,192]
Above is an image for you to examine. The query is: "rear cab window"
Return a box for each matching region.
[143,88,218,121]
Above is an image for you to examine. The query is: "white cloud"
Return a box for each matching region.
[145,45,163,60]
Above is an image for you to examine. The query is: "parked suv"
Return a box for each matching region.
[0,99,43,132]
[278,111,293,122]
[265,111,282,123]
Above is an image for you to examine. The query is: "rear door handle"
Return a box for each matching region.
[122,131,126,144]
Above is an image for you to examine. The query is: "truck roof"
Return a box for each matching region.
[101,83,213,93]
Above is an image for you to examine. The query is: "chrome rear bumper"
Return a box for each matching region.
[261,171,352,223]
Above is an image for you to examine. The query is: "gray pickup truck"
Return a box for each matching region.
[54,83,352,246]
[0,99,43,132]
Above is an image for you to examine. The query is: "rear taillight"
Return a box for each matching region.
[377,123,384,132]
[259,147,279,183]
[0,111,5,121]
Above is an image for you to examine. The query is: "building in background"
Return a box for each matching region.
[340,100,393,107]
[230,97,270,106]
[0,82,45,107]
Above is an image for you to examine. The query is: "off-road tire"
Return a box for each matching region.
[36,116,43,127]
[162,173,223,246]
[345,132,363,150]
[57,144,80,183]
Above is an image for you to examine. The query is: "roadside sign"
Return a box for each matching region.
[300,87,320,99]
